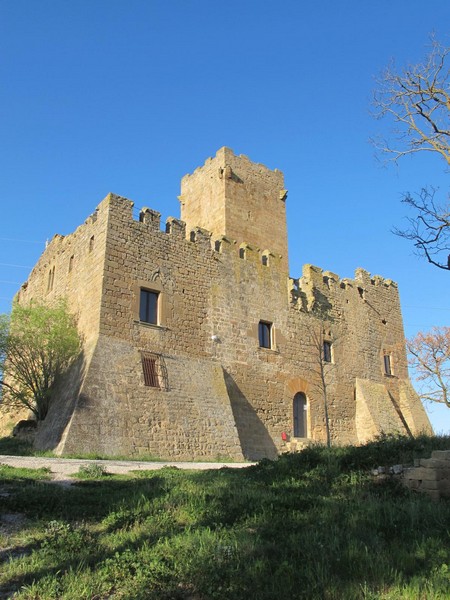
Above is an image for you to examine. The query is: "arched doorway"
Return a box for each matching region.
[293,392,307,438]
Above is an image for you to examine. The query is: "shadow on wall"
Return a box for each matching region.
[223,369,278,461]
[388,391,413,437]
[311,289,333,318]
[34,351,86,452]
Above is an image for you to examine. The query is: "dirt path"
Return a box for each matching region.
[0,455,255,485]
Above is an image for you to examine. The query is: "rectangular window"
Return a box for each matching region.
[259,321,272,349]
[139,289,159,324]
[323,341,332,363]
[140,351,168,389]
[142,354,160,387]
[384,354,392,376]
[47,266,55,293]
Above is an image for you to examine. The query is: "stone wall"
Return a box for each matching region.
[38,335,244,460]
[403,450,450,501]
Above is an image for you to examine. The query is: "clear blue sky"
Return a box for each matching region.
[1,1,449,432]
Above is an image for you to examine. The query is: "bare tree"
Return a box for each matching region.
[373,37,450,165]
[373,37,450,270]
[393,187,450,270]
[306,323,339,447]
[407,327,450,408]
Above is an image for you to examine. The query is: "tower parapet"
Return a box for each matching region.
[180,147,289,274]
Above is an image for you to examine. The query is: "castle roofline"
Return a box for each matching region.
[182,146,284,181]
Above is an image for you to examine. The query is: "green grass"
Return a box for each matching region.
[0,436,37,456]
[0,435,56,457]
[0,434,450,599]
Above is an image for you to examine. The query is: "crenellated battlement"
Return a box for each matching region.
[296,263,397,292]
[102,191,284,267]
[182,147,285,181]
[20,187,398,314]
[288,263,399,317]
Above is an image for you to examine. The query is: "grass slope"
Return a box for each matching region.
[1,434,450,599]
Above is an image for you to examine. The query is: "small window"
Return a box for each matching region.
[141,354,159,387]
[140,289,159,324]
[262,255,269,266]
[89,235,94,253]
[258,321,273,349]
[47,266,55,293]
[323,341,332,363]
[384,354,392,376]
[214,240,222,253]
[239,247,246,259]
[141,351,168,389]
[293,392,307,438]
[68,255,74,273]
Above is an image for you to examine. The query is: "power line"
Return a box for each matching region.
[404,305,450,311]
[0,237,42,244]
[0,263,32,269]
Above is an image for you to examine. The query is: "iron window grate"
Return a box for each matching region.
[140,351,169,390]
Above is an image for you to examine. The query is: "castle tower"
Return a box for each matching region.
[179,147,289,274]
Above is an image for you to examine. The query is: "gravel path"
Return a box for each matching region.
[0,455,255,485]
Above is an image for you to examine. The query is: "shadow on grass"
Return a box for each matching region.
[0,436,35,456]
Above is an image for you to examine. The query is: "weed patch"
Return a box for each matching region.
[75,463,107,479]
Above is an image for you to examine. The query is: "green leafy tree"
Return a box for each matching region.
[373,37,450,270]
[0,301,81,421]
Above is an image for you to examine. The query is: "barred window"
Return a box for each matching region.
[140,351,168,389]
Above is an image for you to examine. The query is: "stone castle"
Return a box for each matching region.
[6,148,432,459]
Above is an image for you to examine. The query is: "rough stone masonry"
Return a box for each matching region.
[1,148,432,460]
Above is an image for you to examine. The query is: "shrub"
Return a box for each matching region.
[77,463,107,479]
